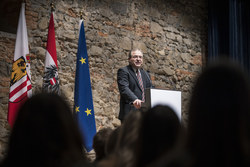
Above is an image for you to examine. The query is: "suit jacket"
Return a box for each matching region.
[117,65,153,120]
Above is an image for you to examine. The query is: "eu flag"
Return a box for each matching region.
[74,20,96,152]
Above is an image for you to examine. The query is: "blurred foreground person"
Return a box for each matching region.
[136,105,182,167]
[186,60,250,167]
[105,126,121,156]
[152,59,250,167]
[98,111,142,167]
[93,127,113,164]
[1,93,92,167]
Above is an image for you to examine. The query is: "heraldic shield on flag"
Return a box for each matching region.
[8,3,32,127]
[43,64,59,93]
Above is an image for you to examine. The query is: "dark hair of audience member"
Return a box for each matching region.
[105,126,121,155]
[93,127,113,162]
[136,105,181,167]
[186,59,250,167]
[1,93,87,167]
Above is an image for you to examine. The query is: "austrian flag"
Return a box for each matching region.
[43,12,60,94]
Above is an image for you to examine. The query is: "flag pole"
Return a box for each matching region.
[50,2,55,12]
[80,11,83,20]
[79,11,83,29]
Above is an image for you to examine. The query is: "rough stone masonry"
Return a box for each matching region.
[0,0,207,158]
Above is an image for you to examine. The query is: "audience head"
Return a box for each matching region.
[112,111,143,167]
[116,110,142,151]
[187,59,250,166]
[105,126,121,155]
[93,127,113,162]
[136,105,181,167]
[2,93,86,167]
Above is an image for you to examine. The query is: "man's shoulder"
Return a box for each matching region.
[118,65,130,72]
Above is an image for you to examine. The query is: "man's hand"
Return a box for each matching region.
[133,99,143,109]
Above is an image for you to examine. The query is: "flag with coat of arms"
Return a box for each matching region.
[43,12,60,94]
[8,3,32,127]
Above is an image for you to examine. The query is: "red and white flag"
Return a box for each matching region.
[43,12,60,93]
[8,3,32,127]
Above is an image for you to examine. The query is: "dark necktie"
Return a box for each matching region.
[136,70,145,102]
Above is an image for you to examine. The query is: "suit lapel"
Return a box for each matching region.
[140,69,147,89]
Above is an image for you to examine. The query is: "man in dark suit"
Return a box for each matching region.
[117,48,153,122]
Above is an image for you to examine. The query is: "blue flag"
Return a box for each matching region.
[74,20,96,152]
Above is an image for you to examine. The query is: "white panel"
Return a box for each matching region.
[150,89,182,120]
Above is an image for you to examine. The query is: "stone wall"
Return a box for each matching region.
[0,0,207,158]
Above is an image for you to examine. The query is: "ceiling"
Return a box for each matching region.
[0,0,23,34]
